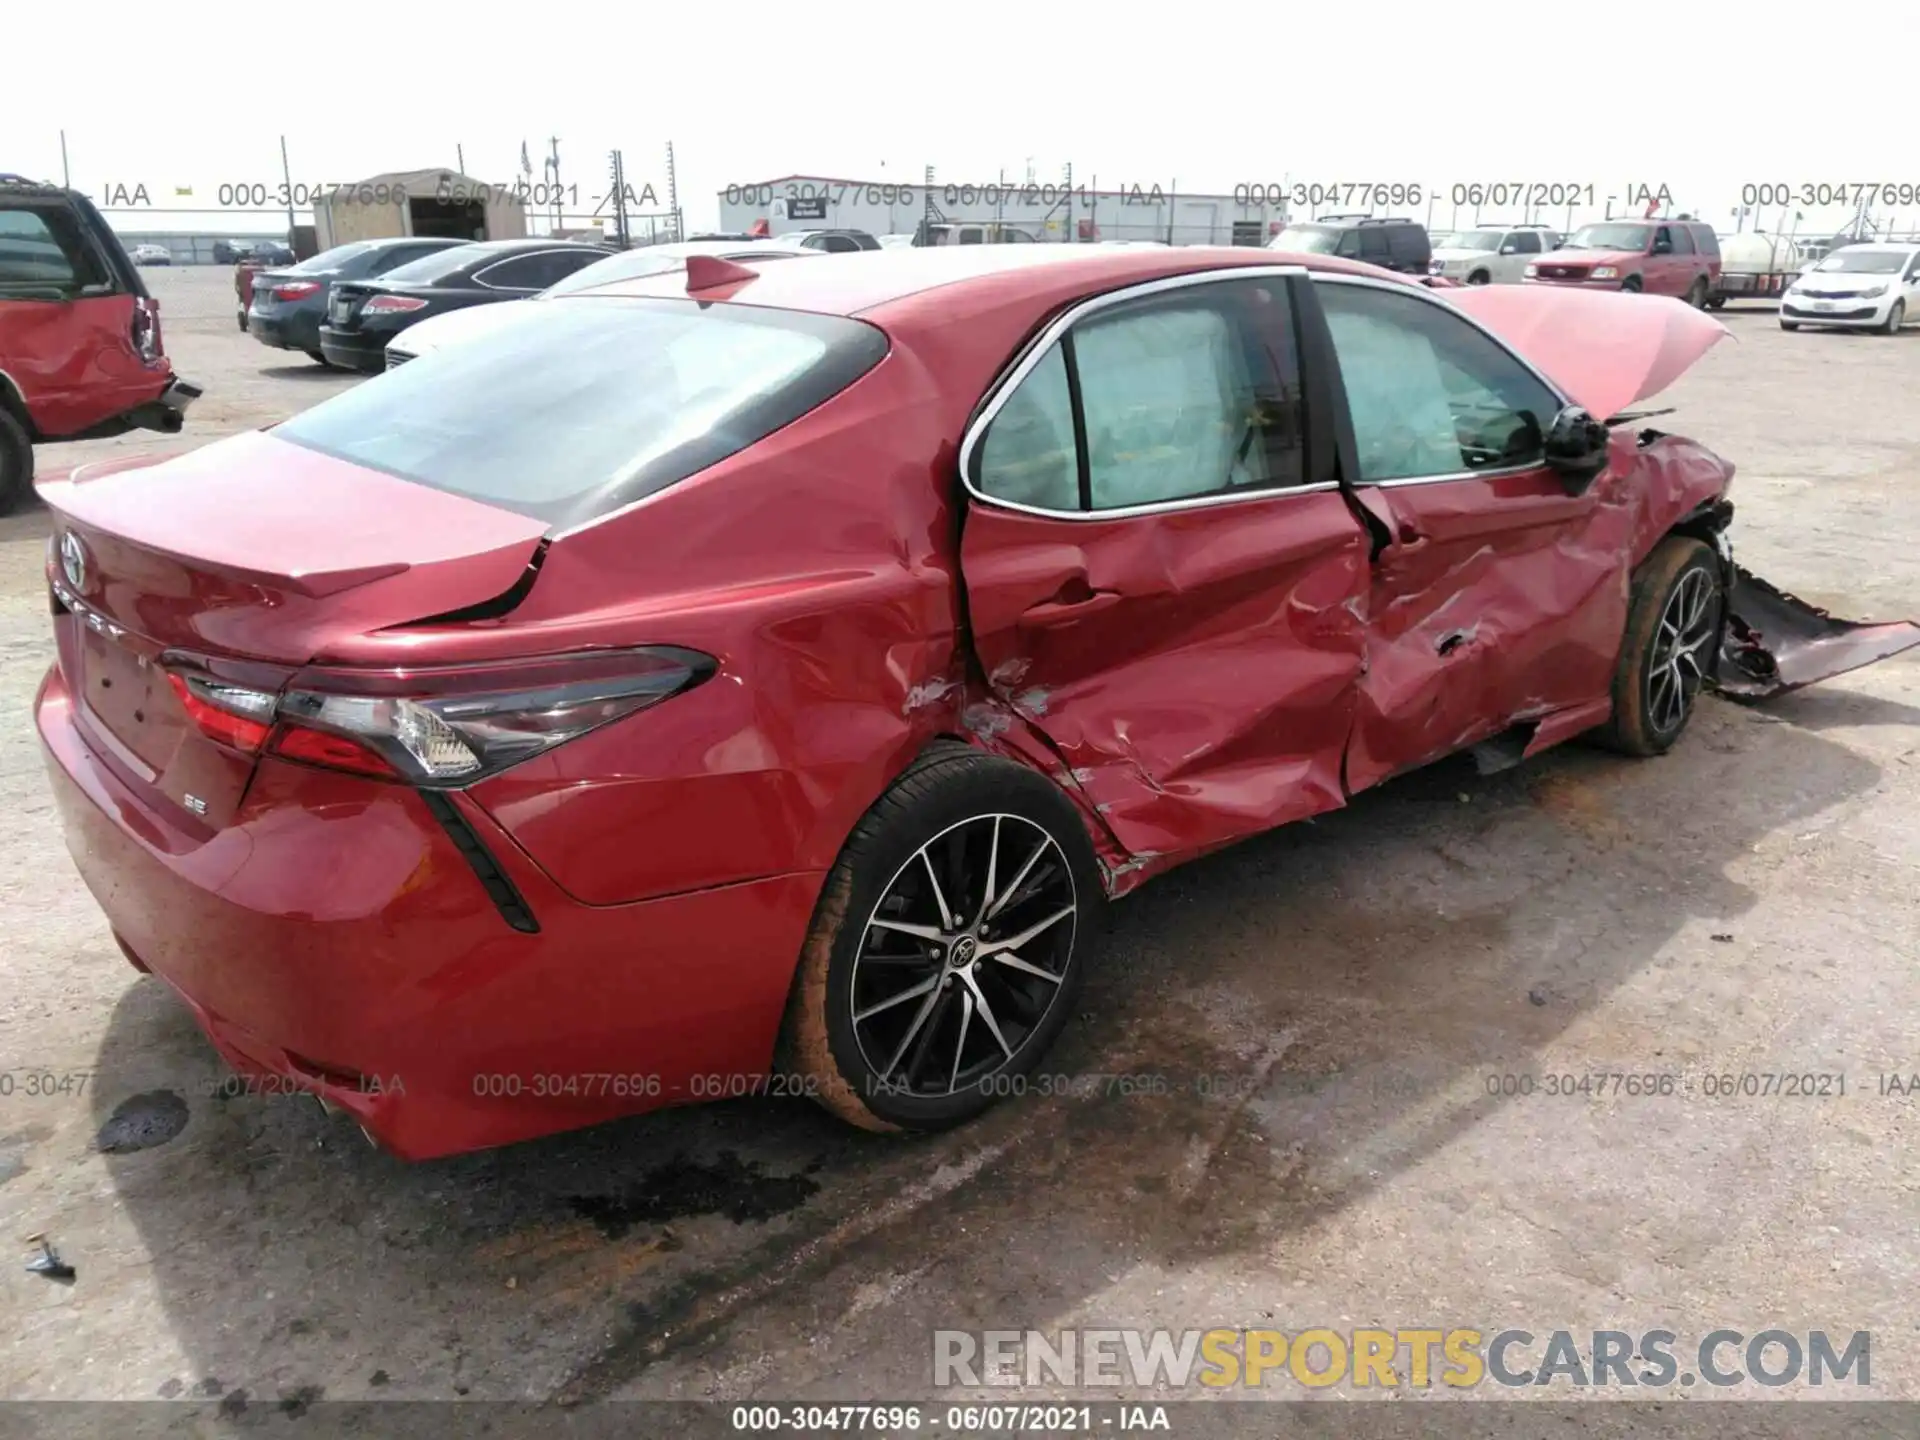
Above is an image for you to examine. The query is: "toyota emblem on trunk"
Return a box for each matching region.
[60,532,88,593]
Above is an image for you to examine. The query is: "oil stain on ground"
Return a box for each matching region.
[95,1090,190,1153]
[568,1150,821,1239]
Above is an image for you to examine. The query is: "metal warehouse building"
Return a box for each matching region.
[717,174,1289,246]
[313,169,529,250]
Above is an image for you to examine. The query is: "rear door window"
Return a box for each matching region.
[972,277,1307,512]
[271,297,890,529]
[1509,231,1543,254]
[0,205,107,293]
[1358,227,1392,263]
[1669,225,1695,255]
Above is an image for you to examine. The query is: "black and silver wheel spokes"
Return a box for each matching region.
[851,814,1076,1098]
[1648,568,1717,734]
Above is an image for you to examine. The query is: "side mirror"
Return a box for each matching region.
[1543,406,1611,494]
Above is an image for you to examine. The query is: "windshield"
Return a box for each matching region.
[291,241,376,273]
[1448,230,1507,251]
[1814,249,1909,275]
[1565,224,1651,251]
[378,243,495,284]
[1271,225,1341,254]
[272,297,891,528]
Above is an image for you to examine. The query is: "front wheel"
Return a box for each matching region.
[1595,537,1722,756]
[305,350,335,367]
[1621,274,1644,293]
[785,742,1101,1132]
[1780,321,1800,331]
[1880,299,1905,335]
[1467,270,1491,285]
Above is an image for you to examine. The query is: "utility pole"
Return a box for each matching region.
[279,135,297,243]
[546,137,562,233]
[59,130,70,188]
[456,144,466,176]
[664,140,680,242]
[1064,162,1074,243]
[608,150,630,248]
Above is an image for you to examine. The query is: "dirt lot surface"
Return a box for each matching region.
[3,266,1918,1416]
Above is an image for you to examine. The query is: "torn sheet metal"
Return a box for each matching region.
[1716,567,1920,700]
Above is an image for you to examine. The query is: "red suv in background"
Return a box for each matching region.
[1525,218,1721,306]
[0,176,200,513]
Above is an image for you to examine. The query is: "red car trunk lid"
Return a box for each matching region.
[41,430,549,827]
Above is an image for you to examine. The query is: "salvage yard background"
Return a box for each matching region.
[3,268,1918,1402]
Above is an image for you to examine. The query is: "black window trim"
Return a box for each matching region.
[958,264,1336,522]
[1306,273,1574,492]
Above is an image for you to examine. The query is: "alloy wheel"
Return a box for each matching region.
[849,813,1077,1097]
[1647,568,1717,735]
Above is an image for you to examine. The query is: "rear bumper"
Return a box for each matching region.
[50,375,200,443]
[248,309,322,352]
[35,662,824,1160]
[317,326,389,373]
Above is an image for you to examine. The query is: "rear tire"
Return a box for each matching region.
[1685,278,1708,308]
[236,309,248,333]
[0,406,33,517]
[784,742,1101,1133]
[305,350,335,367]
[1881,299,1905,335]
[1594,537,1721,757]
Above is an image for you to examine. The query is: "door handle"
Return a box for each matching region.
[1020,590,1122,626]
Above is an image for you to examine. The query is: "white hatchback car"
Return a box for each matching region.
[1427,226,1562,284]
[1780,243,1920,334]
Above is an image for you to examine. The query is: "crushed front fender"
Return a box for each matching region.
[1716,566,1920,700]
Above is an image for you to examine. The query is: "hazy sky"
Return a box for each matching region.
[7,4,1906,239]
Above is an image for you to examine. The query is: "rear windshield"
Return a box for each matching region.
[292,241,377,273]
[271,297,890,529]
[378,243,495,284]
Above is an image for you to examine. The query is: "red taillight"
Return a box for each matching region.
[166,672,273,753]
[269,724,400,778]
[272,281,321,301]
[130,297,163,364]
[363,295,428,314]
[275,647,716,786]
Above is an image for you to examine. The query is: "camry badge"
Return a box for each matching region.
[60,531,88,593]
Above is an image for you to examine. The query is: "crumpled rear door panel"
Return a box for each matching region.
[960,492,1370,860]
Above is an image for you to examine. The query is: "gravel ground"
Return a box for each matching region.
[3,267,1918,1417]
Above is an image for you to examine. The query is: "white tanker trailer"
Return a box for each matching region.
[1710,231,1804,307]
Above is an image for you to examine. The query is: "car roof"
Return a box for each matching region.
[1830,241,1917,253]
[579,244,1409,322]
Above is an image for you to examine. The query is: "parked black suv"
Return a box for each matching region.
[1268,214,1432,274]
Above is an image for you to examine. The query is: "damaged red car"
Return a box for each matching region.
[34,247,1920,1159]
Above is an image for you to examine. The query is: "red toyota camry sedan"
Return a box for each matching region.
[35,246,1920,1159]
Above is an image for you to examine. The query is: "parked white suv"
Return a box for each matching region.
[1780,243,1920,334]
[1428,226,1561,285]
